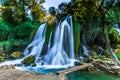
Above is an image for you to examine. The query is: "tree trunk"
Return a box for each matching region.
[102,30,119,62]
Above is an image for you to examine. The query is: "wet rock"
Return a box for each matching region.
[0,65,15,69]
[22,55,35,66]
[90,50,98,58]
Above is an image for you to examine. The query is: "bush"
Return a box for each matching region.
[14,22,34,40]
[116,53,120,60]
[0,21,11,41]
[109,29,120,44]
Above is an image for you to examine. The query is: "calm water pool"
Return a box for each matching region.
[66,71,120,80]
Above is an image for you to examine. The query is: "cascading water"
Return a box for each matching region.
[23,23,47,62]
[116,28,120,36]
[0,15,75,73]
[42,15,75,66]
[82,44,89,56]
[81,34,89,56]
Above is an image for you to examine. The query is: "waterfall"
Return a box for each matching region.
[22,15,75,66]
[81,34,89,56]
[42,15,75,66]
[116,28,120,36]
[0,15,75,73]
[82,44,89,56]
[23,23,47,62]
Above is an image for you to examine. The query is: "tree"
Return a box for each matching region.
[97,0,119,63]
[1,0,46,26]
[67,0,120,63]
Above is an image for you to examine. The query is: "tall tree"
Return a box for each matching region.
[1,0,46,26]
[67,0,120,63]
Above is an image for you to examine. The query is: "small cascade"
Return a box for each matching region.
[116,28,120,36]
[23,23,47,62]
[82,44,89,56]
[81,35,89,56]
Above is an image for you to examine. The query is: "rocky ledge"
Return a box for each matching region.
[0,65,60,80]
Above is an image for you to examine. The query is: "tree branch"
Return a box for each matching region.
[104,0,115,14]
[98,0,105,12]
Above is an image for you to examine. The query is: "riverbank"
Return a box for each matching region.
[0,59,120,80]
[0,65,60,80]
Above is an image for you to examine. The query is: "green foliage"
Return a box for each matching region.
[14,22,34,40]
[103,50,109,56]
[99,55,106,60]
[116,53,120,60]
[109,29,120,44]
[73,20,81,54]
[1,0,46,26]
[67,0,99,23]
[45,23,55,43]
[0,21,11,41]
[86,26,101,43]
[0,40,28,51]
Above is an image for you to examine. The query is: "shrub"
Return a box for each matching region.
[109,29,120,44]
[0,21,11,41]
[14,22,34,40]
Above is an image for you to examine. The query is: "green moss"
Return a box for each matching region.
[103,50,109,56]
[45,23,55,43]
[0,56,4,62]
[73,20,81,55]
[30,28,37,41]
[116,53,120,60]
[11,51,23,58]
[22,55,35,66]
[99,55,106,60]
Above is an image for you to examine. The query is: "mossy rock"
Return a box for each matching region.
[114,49,120,54]
[22,55,35,66]
[116,45,120,49]
[90,50,97,58]
[11,51,23,58]
[0,56,4,62]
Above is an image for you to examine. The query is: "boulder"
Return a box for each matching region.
[114,49,120,54]
[11,51,23,58]
[22,55,35,66]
